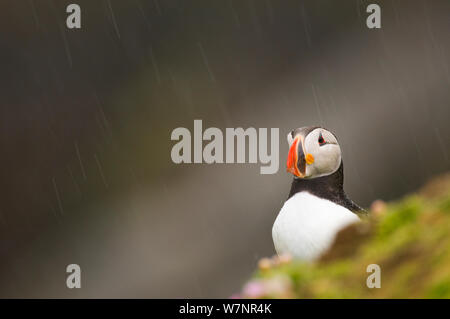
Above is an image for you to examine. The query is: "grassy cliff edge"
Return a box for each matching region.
[236,173,450,299]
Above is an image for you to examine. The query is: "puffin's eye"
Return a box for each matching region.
[318,133,326,145]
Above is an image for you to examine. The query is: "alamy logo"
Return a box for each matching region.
[171,120,279,174]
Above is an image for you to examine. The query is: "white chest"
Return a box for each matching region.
[272,192,360,261]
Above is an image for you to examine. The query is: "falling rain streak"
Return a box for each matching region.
[29,0,39,28]
[198,42,216,83]
[59,21,73,68]
[149,46,161,83]
[75,141,87,180]
[107,0,121,39]
[94,154,109,188]
[52,177,64,216]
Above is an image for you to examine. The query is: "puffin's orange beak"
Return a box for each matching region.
[287,136,303,177]
[287,135,314,178]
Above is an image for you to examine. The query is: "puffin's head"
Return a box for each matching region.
[287,126,341,179]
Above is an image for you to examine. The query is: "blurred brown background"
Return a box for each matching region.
[0,0,449,298]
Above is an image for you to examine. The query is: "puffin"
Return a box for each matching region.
[272,126,366,261]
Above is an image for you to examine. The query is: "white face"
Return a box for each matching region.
[287,127,342,179]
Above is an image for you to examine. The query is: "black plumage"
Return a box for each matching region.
[288,162,366,216]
